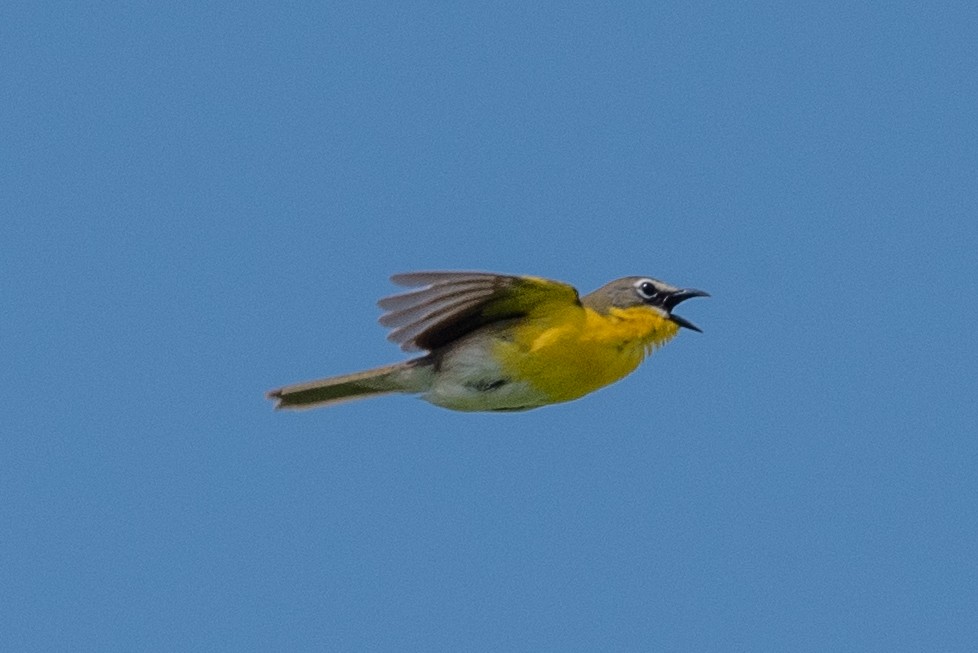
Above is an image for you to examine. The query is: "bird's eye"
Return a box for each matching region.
[636,280,658,300]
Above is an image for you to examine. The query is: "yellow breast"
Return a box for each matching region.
[493,305,680,403]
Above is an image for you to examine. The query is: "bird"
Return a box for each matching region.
[267,271,708,412]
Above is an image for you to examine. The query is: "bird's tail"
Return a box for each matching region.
[266,359,430,410]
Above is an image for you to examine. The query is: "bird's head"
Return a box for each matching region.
[583,277,710,332]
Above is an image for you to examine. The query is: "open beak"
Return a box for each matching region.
[664,288,710,332]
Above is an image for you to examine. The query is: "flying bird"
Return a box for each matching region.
[267,271,708,412]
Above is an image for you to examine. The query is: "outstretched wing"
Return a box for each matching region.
[378,271,582,352]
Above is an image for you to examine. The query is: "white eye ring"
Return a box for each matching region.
[634,279,659,300]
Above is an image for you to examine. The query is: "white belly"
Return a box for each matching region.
[421,337,550,412]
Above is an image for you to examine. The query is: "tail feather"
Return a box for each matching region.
[267,360,428,410]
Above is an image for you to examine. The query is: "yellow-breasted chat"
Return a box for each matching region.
[267,271,708,412]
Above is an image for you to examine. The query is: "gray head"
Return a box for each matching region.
[581,276,710,332]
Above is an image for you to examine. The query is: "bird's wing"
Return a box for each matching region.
[378,271,582,352]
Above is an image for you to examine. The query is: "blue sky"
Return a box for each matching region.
[4,2,977,650]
